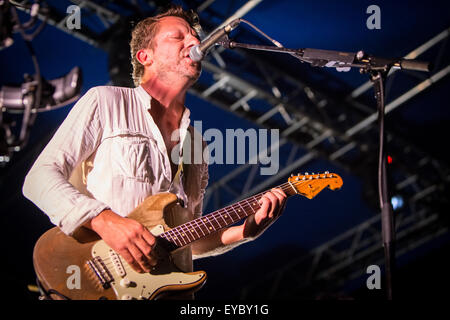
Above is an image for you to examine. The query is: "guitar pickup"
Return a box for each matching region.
[109,249,126,278]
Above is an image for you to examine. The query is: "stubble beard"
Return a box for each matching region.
[155,59,201,85]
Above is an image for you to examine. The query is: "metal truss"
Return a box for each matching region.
[12,0,450,296]
[196,28,450,210]
[192,27,450,296]
[238,173,450,298]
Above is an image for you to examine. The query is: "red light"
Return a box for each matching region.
[387,155,393,164]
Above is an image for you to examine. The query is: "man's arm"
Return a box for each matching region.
[22,87,109,236]
[191,188,287,258]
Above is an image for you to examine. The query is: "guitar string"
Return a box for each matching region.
[99,174,334,269]
[99,175,334,262]
[170,175,332,240]
[171,180,296,239]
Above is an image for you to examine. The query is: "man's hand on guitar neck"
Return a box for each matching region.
[243,188,287,239]
[86,209,157,273]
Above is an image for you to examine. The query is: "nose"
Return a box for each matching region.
[186,33,200,48]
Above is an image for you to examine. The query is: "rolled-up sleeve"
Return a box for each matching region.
[22,87,109,235]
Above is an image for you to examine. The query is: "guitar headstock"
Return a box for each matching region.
[287,171,343,199]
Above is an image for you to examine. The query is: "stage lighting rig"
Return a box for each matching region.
[0,67,83,165]
[1,0,49,49]
[0,0,83,165]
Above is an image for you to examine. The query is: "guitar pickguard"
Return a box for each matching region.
[89,224,206,300]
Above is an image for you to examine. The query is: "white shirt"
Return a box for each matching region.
[23,85,208,236]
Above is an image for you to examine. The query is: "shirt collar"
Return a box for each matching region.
[135,85,191,123]
[135,85,192,152]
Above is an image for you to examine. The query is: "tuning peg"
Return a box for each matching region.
[290,173,294,177]
[325,171,329,174]
[305,172,309,175]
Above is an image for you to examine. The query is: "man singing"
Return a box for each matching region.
[23,5,286,297]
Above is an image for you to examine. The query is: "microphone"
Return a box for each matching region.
[189,18,241,62]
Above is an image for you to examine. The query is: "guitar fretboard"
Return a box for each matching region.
[159,195,264,248]
[157,172,341,250]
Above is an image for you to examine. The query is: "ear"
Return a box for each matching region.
[136,48,153,67]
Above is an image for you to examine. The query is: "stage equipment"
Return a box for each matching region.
[209,19,430,300]
[0,0,82,165]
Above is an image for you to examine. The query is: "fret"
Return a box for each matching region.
[194,218,209,236]
[159,232,169,242]
[217,210,228,225]
[236,201,249,218]
[229,204,242,222]
[192,217,207,237]
[187,221,201,240]
[160,230,172,243]
[178,224,194,243]
[208,213,223,229]
[226,205,241,222]
[172,226,187,246]
[244,198,257,214]
[165,229,182,247]
[170,229,183,247]
[182,221,198,242]
[218,209,233,225]
[200,216,216,234]
[288,181,298,194]
[176,225,192,244]
[251,196,262,212]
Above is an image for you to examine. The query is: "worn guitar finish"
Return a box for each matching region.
[33,172,343,300]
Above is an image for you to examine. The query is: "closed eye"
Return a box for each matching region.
[167,31,184,40]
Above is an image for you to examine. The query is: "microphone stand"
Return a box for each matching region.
[221,37,430,300]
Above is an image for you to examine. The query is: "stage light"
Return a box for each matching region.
[391,195,404,211]
[1,66,82,112]
[0,1,83,165]
[0,67,83,165]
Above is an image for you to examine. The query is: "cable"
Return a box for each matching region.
[239,18,283,48]
[10,1,49,42]
[7,3,42,150]
[237,18,305,62]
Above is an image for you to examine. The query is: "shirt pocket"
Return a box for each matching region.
[110,136,154,182]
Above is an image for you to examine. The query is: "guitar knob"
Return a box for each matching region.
[120,278,131,288]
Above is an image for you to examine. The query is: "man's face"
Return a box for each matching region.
[149,16,202,83]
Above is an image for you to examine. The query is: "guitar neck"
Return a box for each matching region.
[158,182,298,249]
[158,171,342,250]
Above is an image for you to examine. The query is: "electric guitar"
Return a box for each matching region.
[33,172,343,300]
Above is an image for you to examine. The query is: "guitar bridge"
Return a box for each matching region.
[86,256,113,289]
